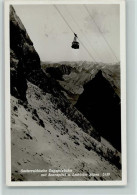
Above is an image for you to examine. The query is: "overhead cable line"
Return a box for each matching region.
[53,5,96,62]
[78,38,96,62]
[84,5,118,62]
[65,5,101,62]
[54,5,74,34]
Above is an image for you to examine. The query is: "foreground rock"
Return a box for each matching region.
[76,70,121,151]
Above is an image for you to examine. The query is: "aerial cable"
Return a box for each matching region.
[78,39,96,62]
[54,5,74,34]
[84,5,118,62]
[64,5,101,62]
[53,5,96,62]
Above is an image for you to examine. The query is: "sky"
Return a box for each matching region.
[13,4,120,63]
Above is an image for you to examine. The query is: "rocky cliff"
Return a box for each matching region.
[10,6,40,100]
[76,70,121,151]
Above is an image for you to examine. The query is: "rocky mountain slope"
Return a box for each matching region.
[42,62,121,151]
[75,70,121,151]
[11,82,121,181]
[10,6,40,101]
[10,5,121,181]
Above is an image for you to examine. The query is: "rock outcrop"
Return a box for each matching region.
[76,70,121,151]
[10,5,40,100]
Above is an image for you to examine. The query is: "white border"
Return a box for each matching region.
[5,0,127,186]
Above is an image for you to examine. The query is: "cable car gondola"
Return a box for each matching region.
[71,33,79,49]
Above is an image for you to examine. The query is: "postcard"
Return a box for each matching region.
[5,0,126,186]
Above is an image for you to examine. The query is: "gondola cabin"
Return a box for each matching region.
[71,41,79,49]
[72,33,79,49]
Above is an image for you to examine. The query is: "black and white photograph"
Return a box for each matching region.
[5,0,126,186]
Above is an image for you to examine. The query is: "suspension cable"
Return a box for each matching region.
[84,5,118,62]
[78,39,96,62]
[54,5,74,34]
[65,5,101,62]
[54,5,96,62]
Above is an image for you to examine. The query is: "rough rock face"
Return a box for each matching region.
[10,5,100,141]
[76,70,121,151]
[11,84,121,181]
[10,49,27,100]
[28,70,100,141]
[10,5,40,100]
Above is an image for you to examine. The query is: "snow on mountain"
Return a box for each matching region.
[11,82,121,181]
